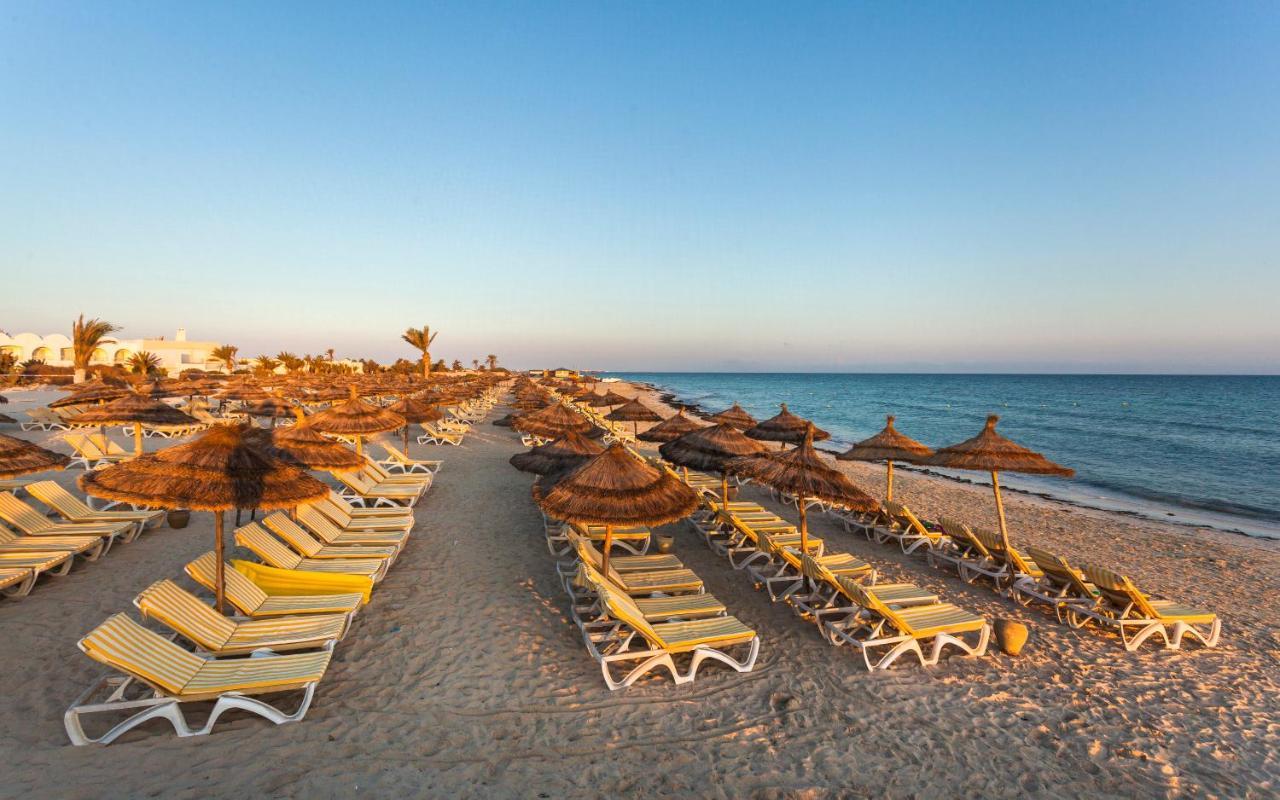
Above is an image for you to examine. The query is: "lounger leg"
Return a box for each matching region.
[1,571,38,598]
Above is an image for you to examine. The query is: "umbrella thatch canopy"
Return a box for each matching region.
[659,423,767,507]
[0,413,14,424]
[216,383,272,404]
[251,410,363,471]
[306,386,405,455]
[48,380,131,408]
[605,397,662,437]
[729,424,875,552]
[636,409,707,444]
[0,432,70,478]
[745,403,830,449]
[925,415,1073,566]
[509,430,605,475]
[534,443,698,574]
[0,394,7,404]
[513,402,598,439]
[244,396,297,425]
[492,412,518,428]
[707,403,756,431]
[388,394,444,451]
[80,423,328,612]
[836,415,934,501]
[74,393,199,456]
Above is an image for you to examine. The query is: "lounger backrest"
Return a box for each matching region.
[62,432,92,456]
[0,528,19,544]
[567,531,624,586]
[234,522,303,568]
[334,471,371,492]
[184,551,268,613]
[79,613,203,696]
[1027,547,1095,598]
[27,481,93,516]
[328,490,358,513]
[297,505,345,542]
[835,575,917,635]
[592,576,663,645]
[800,552,837,587]
[1082,565,1157,618]
[88,433,127,456]
[939,517,989,558]
[312,498,357,528]
[135,579,236,650]
[380,442,407,462]
[0,492,53,533]
[263,513,324,557]
[896,505,938,540]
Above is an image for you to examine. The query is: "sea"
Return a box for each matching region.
[601,373,1280,540]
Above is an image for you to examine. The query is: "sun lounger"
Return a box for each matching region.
[185,551,363,628]
[134,579,348,656]
[326,489,415,520]
[262,513,398,565]
[311,497,412,535]
[0,567,37,598]
[871,501,948,554]
[62,433,128,470]
[563,533,703,599]
[0,525,109,561]
[970,526,1043,592]
[746,530,874,602]
[0,550,75,585]
[360,458,432,488]
[418,423,463,446]
[822,577,991,670]
[572,560,728,656]
[0,492,130,549]
[333,470,424,508]
[279,508,408,552]
[1018,547,1102,624]
[792,552,937,623]
[65,613,332,745]
[590,579,759,689]
[1079,564,1221,651]
[26,480,161,539]
[20,407,70,431]
[933,518,1003,581]
[375,442,442,475]
[235,522,390,582]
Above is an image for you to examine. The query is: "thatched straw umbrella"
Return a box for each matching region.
[252,409,363,471]
[80,423,327,612]
[729,424,876,554]
[534,443,697,575]
[509,430,605,475]
[836,415,933,501]
[513,402,599,440]
[387,394,444,452]
[0,432,70,478]
[48,380,130,408]
[925,415,1073,562]
[707,403,756,431]
[244,396,297,428]
[659,423,766,509]
[636,409,707,444]
[73,393,199,456]
[746,403,830,450]
[605,397,662,438]
[306,386,405,457]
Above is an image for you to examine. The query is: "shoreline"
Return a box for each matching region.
[633,381,1280,542]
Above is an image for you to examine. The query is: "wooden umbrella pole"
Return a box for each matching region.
[721,473,730,511]
[214,510,226,614]
[356,436,363,457]
[886,460,894,501]
[601,523,613,576]
[403,424,410,454]
[133,424,144,457]
[799,492,808,554]
[991,470,1011,561]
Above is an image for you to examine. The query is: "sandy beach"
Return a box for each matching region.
[2,383,1277,798]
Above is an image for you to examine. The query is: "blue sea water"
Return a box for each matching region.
[603,373,1280,539]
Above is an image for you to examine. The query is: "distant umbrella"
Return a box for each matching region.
[80,423,327,612]
[605,397,663,438]
[729,424,876,554]
[306,386,405,457]
[0,432,69,478]
[745,403,830,450]
[513,402,599,439]
[836,415,934,501]
[636,409,707,444]
[509,430,605,475]
[244,396,297,427]
[925,415,1073,568]
[707,403,757,431]
[534,443,697,575]
[387,394,444,452]
[659,423,766,508]
[73,392,199,456]
[251,409,363,471]
[48,380,130,408]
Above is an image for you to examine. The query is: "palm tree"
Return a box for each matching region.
[276,351,304,373]
[486,354,498,371]
[71,315,119,383]
[401,326,438,379]
[472,358,480,371]
[210,344,239,374]
[325,348,335,363]
[254,355,280,375]
[451,359,463,371]
[127,350,162,376]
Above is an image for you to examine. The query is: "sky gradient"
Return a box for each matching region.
[2,2,1278,372]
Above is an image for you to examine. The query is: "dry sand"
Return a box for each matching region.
[1,384,1277,798]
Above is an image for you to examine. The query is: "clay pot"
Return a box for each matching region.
[166,510,191,529]
[994,618,1029,656]
[656,534,675,554]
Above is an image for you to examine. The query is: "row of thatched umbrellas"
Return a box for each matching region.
[507,376,1072,569]
[2,372,507,612]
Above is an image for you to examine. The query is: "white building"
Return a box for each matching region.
[0,328,224,375]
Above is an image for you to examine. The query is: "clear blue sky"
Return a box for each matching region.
[2,2,1278,372]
